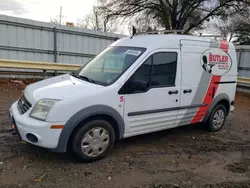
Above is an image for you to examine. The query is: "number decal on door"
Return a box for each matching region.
[120,96,124,102]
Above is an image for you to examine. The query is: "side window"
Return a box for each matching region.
[120,52,178,94]
[130,56,152,84]
[151,52,177,86]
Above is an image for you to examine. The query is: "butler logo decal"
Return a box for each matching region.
[201,48,232,75]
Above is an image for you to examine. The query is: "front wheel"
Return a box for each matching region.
[72,120,115,162]
[206,104,227,132]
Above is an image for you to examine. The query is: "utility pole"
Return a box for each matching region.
[59,6,62,25]
[57,6,62,63]
[54,6,62,76]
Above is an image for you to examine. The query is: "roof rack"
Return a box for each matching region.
[198,34,226,40]
[129,26,226,40]
[199,34,223,37]
[137,29,185,35]
[130,26,184,38]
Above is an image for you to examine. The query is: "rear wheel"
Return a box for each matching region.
[206,104,227,132]
[72,120,115,162]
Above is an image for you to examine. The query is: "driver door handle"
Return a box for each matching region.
[168,90,178,95]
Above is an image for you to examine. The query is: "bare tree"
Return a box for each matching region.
[76,15,91,29]
[126,13,159,33]
[214,19,235,41]
[50,18,61,25]
[76,6,115,32]
[50,12,66,26]
[233,16,250,45]
[98,0,250,33]
[213,9,250,44]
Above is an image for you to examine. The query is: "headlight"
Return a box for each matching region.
[30,99,59,121]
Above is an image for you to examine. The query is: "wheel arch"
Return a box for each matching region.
[203,94,231,122]
[53,105,125,153]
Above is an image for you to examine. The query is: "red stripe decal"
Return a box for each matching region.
[220,41,229,53]
[190,76,221,124]
[190,41,229,124]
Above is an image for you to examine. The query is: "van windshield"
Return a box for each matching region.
[74,46,146,86]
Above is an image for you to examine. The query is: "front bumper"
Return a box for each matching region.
[9,101,66,149]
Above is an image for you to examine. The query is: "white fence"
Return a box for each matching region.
[236,46,250,78]
[0,14,124,65]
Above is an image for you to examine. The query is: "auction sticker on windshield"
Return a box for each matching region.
[125,50,142,56]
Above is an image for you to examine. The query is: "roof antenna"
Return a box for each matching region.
[130,26,136,39]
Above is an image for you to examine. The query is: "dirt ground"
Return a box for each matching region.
[0,79,250,188]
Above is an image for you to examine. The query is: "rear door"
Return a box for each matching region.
[176,42,211,126]
[121,49,181,137]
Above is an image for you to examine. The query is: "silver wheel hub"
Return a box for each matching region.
[212,109,225,129]
[81,127,110,157]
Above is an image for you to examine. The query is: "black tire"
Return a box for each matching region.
[72,119,115,162]
[206,104,227,132]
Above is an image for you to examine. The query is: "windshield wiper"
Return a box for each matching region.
[78,75,96,84]
[70,71,96,84]
[72,74,96,84]
[70,71,78,77]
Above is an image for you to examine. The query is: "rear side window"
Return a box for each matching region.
[151,52,177,87]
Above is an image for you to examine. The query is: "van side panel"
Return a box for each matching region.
[177,40,237,127]
[177,43,212,126]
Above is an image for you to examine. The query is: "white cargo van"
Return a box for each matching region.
[9,34,237,162]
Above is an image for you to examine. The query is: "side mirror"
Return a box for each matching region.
[128,80,148,93]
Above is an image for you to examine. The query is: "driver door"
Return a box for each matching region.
[121,49,181,137]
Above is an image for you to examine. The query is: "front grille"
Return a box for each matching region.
[17,95,32,115]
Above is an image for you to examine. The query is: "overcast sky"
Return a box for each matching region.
[0,0,96,23]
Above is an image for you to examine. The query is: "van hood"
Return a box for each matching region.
[24,74,104,105]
